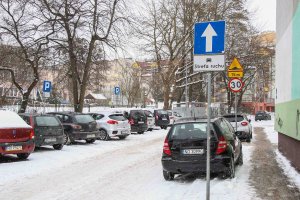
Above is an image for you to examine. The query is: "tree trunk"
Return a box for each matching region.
[18,92,30,113]
[163,86,170,110]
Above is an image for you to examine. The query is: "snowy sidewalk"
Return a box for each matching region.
[250,120,300,200]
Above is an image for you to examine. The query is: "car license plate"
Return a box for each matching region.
[138,121,144,124]
[45,138,56,143]
[121,130,128,134]
[87,134,95,138]
[182,149,204,155]
[162,118,167,120]
[5,145,22,151]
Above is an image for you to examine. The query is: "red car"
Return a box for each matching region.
[0,110,35,159]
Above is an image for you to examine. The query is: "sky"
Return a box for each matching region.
[246,0,276,31]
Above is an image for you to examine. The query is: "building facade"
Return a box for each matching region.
[276,0,300,170]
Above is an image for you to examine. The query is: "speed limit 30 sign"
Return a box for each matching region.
[228,78,244,93]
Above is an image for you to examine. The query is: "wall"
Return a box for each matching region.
[275,0,300,140]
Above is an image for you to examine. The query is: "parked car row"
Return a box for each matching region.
[0,109,179,160]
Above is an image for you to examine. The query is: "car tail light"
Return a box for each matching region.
[107,120,118,125]
[163,137,171,156]
[216,135,227,155]
[29,129,35,139]
[71,124,82,129]
[241,121,248,126]
[129,119,134,125]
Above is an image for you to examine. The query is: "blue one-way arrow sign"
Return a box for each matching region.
[194,21,225,55]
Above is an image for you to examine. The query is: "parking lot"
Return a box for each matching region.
[1,117,299,200]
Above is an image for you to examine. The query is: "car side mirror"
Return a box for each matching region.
[248,119,251,123]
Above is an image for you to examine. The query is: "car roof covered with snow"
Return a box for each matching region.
[0,110,32,128]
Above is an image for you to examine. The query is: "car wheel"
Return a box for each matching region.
[137,131,144,134]
[86,139,95,144]
[99,129,109,141]
[226,157,235,179]
[17,153,30,160]
[163,170,174,181]
[246,137,251,143]
[63,132,71,145]
[237,151,243,165]
[148,128,153,131]
[53,144,64,150]
[118,136,127,140]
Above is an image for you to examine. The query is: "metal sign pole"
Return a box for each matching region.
[235,92,237,131]
[206,72,211,200]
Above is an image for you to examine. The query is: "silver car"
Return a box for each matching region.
[89,111,131,140]
[142,110,155,131]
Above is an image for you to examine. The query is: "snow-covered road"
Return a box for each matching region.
[1,127,257,200]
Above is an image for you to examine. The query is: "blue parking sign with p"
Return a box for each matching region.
[43,81,52,92]
[114,87,120,95]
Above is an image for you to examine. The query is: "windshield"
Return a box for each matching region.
[36,116,61,126]
[109,114,127,121]
[223,115,244,122]
[74,115,94,123]
[169,123,209,140]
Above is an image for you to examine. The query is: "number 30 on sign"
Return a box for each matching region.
[228,78,244,93]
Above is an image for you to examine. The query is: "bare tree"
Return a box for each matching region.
[37,0,128,112]
[0,0,54,113]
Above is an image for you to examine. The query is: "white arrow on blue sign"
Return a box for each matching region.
[114,86,120,95]
[194,20,225,55]
[43,81,52,92]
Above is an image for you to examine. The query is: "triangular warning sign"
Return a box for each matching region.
[228,58,243,71]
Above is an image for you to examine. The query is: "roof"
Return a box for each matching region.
[0,110,32,128]
[173,117,221,124]
[85,93,107,100]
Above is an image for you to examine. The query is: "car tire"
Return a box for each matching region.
[86,139,95,144]
[118,136,127,140]
[53,144,64,150]
[99,129,109,141]
[225,157,235,179]
[163,170,174,181]
[63,132,71,145]
[137,131,144,134]
[148,128,153,131]
[246,137,251,143]
[17,153,30,160]
[237,151,243,165]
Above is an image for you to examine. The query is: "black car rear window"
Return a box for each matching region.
[130,110,146,119]
[35,116,61,126]
[74,115,94,123]
[169,123,209,140]
[109,114,126,121]
[223,115,244,122]
[157,110,168,115]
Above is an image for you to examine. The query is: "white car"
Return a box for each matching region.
[167,110,183,126]
[89,111,131,140]
[223,113,252,142]
[142,110,155,131]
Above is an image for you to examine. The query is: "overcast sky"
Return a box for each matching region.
[246,0,276,31]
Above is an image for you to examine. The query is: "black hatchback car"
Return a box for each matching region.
[161,117,243,180]
[19,113,65,150]
[47,112,100,144]
[154,109,170,129]
[255,111,271,121]
[124,110,148,134]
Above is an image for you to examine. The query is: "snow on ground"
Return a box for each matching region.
[252,115,300,190]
